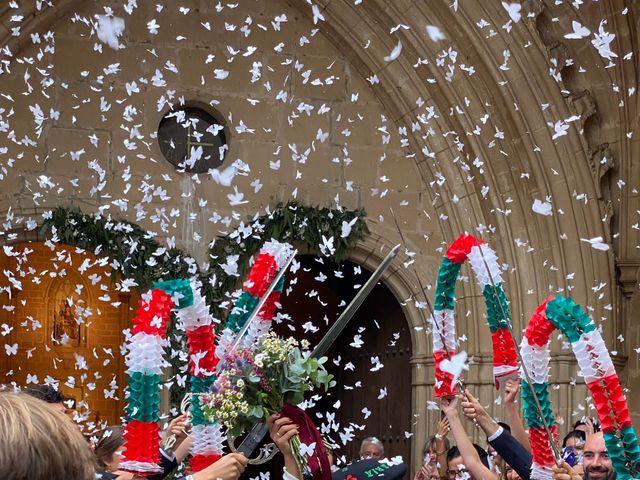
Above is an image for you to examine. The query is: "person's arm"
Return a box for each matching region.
[174,435,192,464]
[440,395,498,480]
[460,390,532,480]
[459,391,499,437]
[503,379,530,452]
[268,414,302,480]
[488,428,532,480]
[434,417,450,478]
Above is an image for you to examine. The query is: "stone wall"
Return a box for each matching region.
[0,0,638,473]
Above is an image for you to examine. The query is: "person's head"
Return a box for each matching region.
[423,435,451,466]
[94,426,125,472]
[360,437,384,459]
[583,432,615,480]
[447,445,489,479]
[562,429,587,465]
[23,384,67,413]
[563,430,586,448]
[0,391,95,480]
[473,443,490,470]
[447,446,468,479]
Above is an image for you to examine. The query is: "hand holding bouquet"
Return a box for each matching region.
[203,332,335,479]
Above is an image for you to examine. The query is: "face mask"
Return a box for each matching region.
[562,447,582,466]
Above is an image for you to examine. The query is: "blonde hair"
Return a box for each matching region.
[0,391,95,480]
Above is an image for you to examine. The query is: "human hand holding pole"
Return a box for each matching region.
[440,394,498,480]
[552,460,582,480]
[459,389,498,436]
[503,379,531,451]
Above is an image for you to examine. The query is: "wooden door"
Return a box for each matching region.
[273,255,412,468]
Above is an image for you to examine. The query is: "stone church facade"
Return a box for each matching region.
[0,0,639,472]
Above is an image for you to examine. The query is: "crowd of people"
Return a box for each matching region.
[0,380,615,480]
[405,379,609,480]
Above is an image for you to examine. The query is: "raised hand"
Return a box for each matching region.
[166,413,190,440]
[552,460,582,480]
[436,417,450,438]
[503,379,519,404]
[413,462,438,480]
[267,413,302,480]
[193,453,248,480]
[583,417,595,436]
[459,389,500,437]
[439,395,458,418]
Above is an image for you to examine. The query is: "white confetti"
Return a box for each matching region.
[532,199,553,216]
[383,41,402,62]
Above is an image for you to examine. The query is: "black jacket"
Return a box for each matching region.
[488,428,533,480]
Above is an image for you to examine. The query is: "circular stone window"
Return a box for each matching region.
[157,106,227,173]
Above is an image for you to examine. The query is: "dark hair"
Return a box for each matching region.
[447,446,461,464]
[562,430,586,448]
[424,435,451,456]
[473,444,490,470]
[573,419,601,433]
[23,385,66,404]
[446,445,490,470]
[447,443,490,469]
[497,422,511,434]
[94,426,125,470]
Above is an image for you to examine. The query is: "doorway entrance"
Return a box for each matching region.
[274,254,412,466]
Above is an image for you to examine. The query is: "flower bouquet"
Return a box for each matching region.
[203,332,335,477]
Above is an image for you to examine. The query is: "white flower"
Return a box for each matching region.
[254,353,266,368]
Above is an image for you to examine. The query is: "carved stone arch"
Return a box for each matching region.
[3,0,636,464]
[2,0,618,324]
[282,0,616,333]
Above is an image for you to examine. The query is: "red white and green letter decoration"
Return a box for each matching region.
[431,234,518,397]
[120,280,191,474]
[120,240,295,476]
[520,296,640,480]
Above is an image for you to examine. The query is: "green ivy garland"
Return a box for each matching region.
[40,201,369,407]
